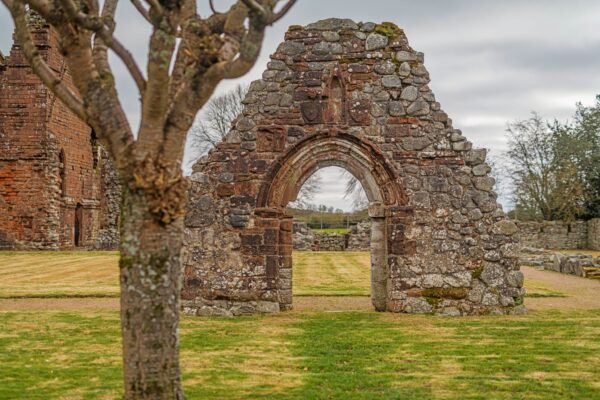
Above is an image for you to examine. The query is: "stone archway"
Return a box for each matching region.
[257,131,403,311]
[182,18,525,316]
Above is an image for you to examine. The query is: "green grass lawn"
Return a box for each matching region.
[312,228,351,234]
[2,310,600,399]
[1,251,599,399]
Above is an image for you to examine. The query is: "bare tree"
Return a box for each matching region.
[288,172,322,209]
[0,0,296,398]
[507,113,585,221]
[189,84,248,156]
[341,170,368,210]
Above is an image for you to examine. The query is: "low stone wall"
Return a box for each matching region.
[314,233,346,251]
[516,221,589,249]
[516,219,600,250]
[589,219,600,251]
[519,247,600,278]
[346,222,371,251]
[295,218,600,253]
[292,221,315,251]
[292,220,368,251]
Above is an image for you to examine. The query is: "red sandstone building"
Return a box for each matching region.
[0,16,119,250]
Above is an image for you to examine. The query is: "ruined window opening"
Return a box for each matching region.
[59,149,67,196]
[74,203,83,247]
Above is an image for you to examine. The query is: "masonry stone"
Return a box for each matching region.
[182,19,524,316]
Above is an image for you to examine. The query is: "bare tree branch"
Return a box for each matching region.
[241,0,296,24]
[208,0,218,14]
[130,0,152,23]
[57,0,147,94]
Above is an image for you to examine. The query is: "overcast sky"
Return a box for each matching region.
[2,0,600,211]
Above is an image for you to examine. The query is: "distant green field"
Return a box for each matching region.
[312,227,351,234]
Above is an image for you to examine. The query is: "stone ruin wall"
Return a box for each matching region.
[182,18,525,317]
[0,17,120,250]
[587,219,600,251]
[292,220,370,251]
[517,219,599,251]
[294,218,600,253]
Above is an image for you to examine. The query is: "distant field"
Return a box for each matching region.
[311,227,351,234]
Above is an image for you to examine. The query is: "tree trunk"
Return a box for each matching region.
[119,187,185,399]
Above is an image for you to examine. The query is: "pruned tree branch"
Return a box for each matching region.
[241,0,296,24]
[56,0,147,95]
[130,0,152,23]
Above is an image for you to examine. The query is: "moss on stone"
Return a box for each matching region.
[472,266,484,280]
[424,296,442,306]
[119,256,133,270]
[288,25,303,32]
[422,287,468,299]
[514,296,524,306]
[374,22,403,40]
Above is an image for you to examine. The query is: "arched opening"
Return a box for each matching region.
[74,203,83,247]
[258,132,403,312]
[286,165,380,310]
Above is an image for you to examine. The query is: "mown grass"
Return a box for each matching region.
[0,252,120,298]
[293,251,370,296]
[312,228,351,235]
[0,251,373,298]
[0,251,566,299]
[1,310,600,399]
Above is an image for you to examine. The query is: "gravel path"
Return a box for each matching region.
[522,266,600,311]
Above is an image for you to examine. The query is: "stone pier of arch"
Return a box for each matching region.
[181,18,525,317]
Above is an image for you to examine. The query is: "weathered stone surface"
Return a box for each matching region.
[381,75,402,88]
[388,101,405,116]
[306,18,359,31]
[400,86,418,101]
[365,33,388,50]
[322,31,340,42]
[396,50,417,62]
[183,19,523,317]
[373,61,396,75]
[493,220,519,236]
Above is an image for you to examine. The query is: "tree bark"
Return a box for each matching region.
[119,186,185,399]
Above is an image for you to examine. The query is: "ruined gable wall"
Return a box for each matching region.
[183,19,524,316]
[0,23,58,249]
[0,18,120,250]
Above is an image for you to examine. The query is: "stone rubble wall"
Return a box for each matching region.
[516,219,599,250]
[183,18,525,317]
[314,233,346,251]
[588,219,600,251]
[292,220,369,251]
[292,221,316,250]
[519,247,600,278]
[346,221,371,251]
